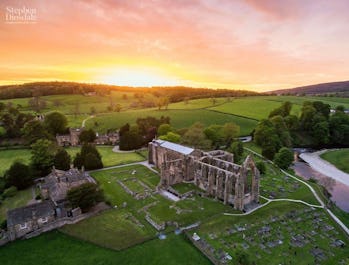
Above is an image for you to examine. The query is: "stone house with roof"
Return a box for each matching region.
[6,167,95,241]
[7,200,55,241]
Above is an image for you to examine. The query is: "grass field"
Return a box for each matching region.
[61,209,155,250]
[0,231,211,265]
[209,97,302,120]
[85,109,257,135]
[194,201,349,265]
[0,149,31,176]
[168,98,227,110]
[0,147,147,177]
[320,149,349,174]
[0,188,32,223]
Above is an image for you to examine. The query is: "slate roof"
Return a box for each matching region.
[41,168,93,203]
[7,200,55,226]
[154,140,194,155]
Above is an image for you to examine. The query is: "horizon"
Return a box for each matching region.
[1,1,349,92]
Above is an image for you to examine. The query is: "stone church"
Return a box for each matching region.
[148,139,260,211]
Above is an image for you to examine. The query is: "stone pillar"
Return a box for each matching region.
[224,173,231,205]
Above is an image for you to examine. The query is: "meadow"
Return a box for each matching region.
[85,109,257,136]
[320,149,349,174]
[0,231,211,265]
[0,146,146,176]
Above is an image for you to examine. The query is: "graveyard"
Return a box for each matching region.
[56,154,349,264]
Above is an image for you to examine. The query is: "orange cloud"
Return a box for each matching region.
[0,0,349,91]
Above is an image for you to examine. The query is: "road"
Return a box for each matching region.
[300,150,349,186]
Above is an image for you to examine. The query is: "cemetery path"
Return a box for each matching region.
[245,147,349,236]
[300,150,349,187]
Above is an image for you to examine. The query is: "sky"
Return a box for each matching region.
[1,0,349,91]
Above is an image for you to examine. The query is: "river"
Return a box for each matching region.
[292,160,349,212]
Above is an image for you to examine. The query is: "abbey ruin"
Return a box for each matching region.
[148,140,260,211]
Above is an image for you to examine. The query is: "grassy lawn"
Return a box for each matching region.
[0,188,32,223]
[209,97,302,120]
[320,149,349,174]
[0,149,31,177]
[66,146,146,167]
[61,209,154,250]
[172,182,203,194]
[168,98,227,109]
[86,109,257,135]
[0,147,146,178]
[194,201,349,265]
[0,230,211,265]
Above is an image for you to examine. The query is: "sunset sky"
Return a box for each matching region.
[1,0,349,91]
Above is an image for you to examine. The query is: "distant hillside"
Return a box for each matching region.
[0,81,259,101]
[269,80,349,95]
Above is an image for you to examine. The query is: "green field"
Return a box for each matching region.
[85,109,257,135]
[0,231,211,265]
[320,149,349,174]
[61,209,155,250]
[194,201,349,265]
[0,188,32,223]
[168,97,227,110]
[0,149,31,176]
[0,147,146,177]
[209,97,302,120]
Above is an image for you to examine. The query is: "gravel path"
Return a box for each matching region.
[300,150,349,187]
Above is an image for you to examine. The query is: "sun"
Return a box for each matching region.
[97,67,181,87]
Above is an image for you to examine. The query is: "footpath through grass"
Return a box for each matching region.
[0,230,211,265]
[320,149,349,174]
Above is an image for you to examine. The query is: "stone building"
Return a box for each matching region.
[56,128,119,146]
[7,200,55,241]
[6,168,95,241]
[148,139,260,211]
[56,128,81,146]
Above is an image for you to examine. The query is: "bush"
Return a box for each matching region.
[5,162,33,190]
[0,220,6,229]
[256,161,266,175]
[273,147,294,169]
[67,183,104,212]
[3,186,18,198]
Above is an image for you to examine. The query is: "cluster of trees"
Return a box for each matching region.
[299,103,349,146]
[67,182,104,212]
[119,116,170,150]
[73,144,103,170]
[254,100,349,169]
[0,81,259,103]
[0,104,69,145]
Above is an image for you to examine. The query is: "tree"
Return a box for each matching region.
[54,148,71,170]
[22,120,51,144]
[28,96,46,112]
[157,124,173,136]
[204,124,224,148]
[67,183,104,212]
[30,139,57,176]
[73,144,103,170]
[5,162,32,190]
[114,103,122,112]
[312,121,329,145]
[90,106,96,115]
[269,101,292,118]
[182,122,211,149]
[44,111,68,135]
[229,141,244,162]
[84,153,103,170]
[79,129,96,143]
[256,161,266,174]
[222,122,240,147]
[273,147,294,169]
[159,132,181,143]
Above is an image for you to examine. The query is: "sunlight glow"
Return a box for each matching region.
[97,68,181,87]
